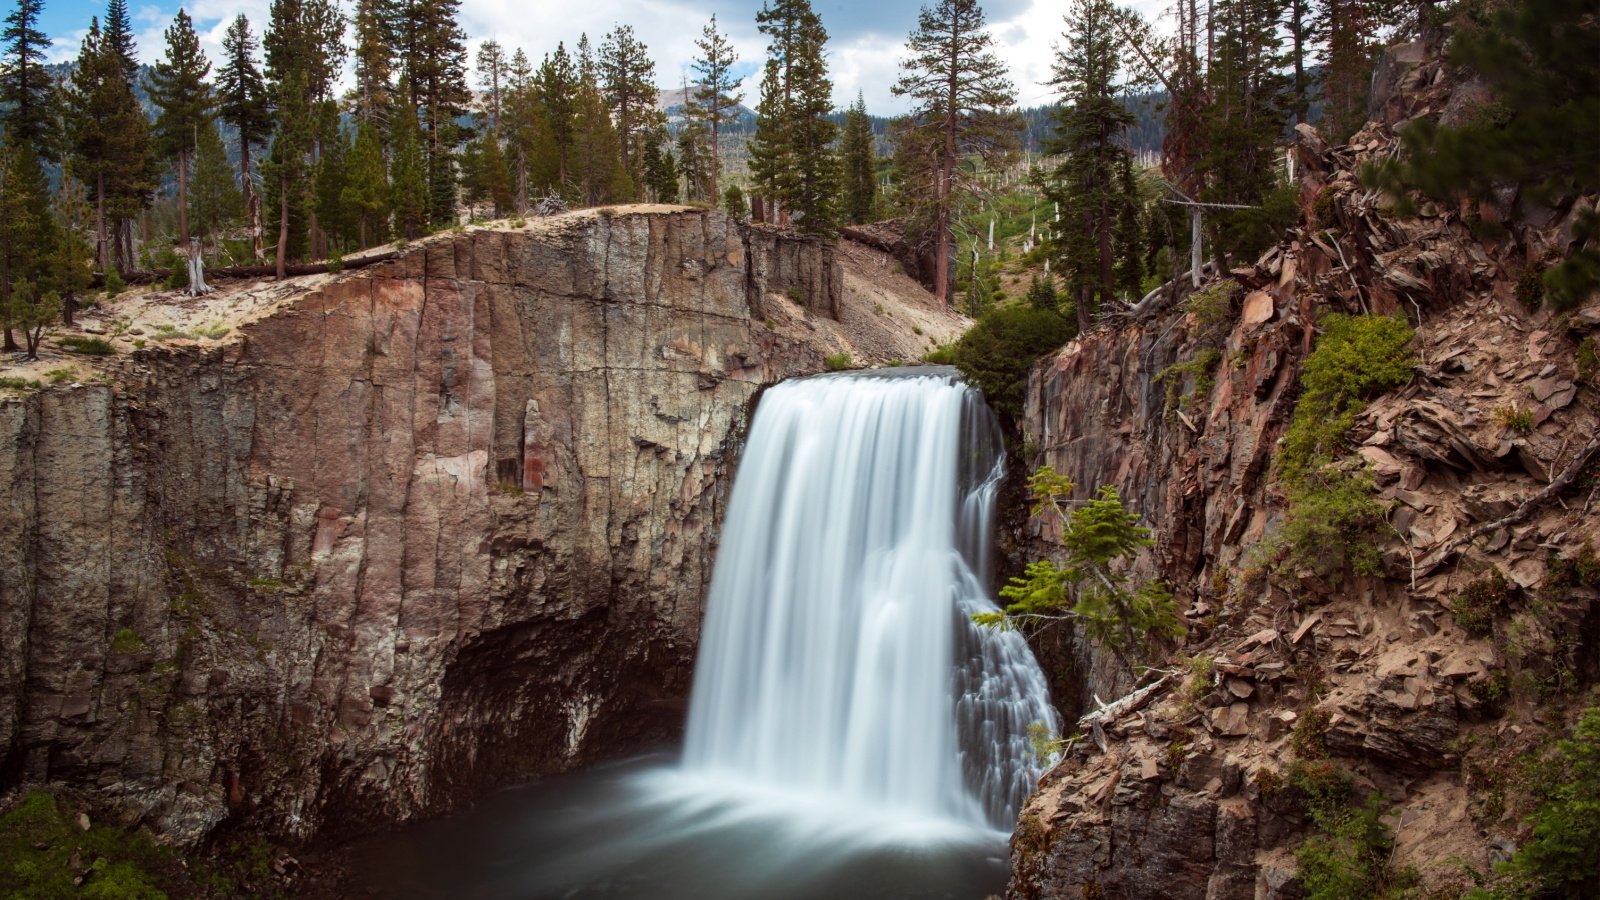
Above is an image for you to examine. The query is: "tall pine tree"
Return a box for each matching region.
[840,94,876,225]
[749,0,839,235]
[689,15,742,203]
[216,15,271,261]
[1,0,55,156]
[67,17,152,274]
[893,0,1016,303]
[599,25,659,191]
[147,9,213,251]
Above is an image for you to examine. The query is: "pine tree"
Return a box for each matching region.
[341,120,390,247]
[677,116,709,203]
[52,166,95,325]
[599,25,659,190]
[395,0,469,226]
[1,0,55,156]
[147,9,213,250]
[189,121,241,250]
[263,69,312,276]
[67,18,152,274]
[0,138,58,354]
[747,58,785,219]
[477,131,513,216]
[390,100,428,238]
[893,0,1017,302]
[352,0,397,125]
[217,15,271,261]
[570,74,631,206]
[503,54,559,207]
[840,94,876,224]
[748,0,839,235]
[1047,0,1137,329]
[1318,0,1381,142]
[690,15,742,202]
[1199,0,1290,262]
[103,0,138,83]
[314,124,351,251]
[643,132,678,203]
[476,39,507,135]
[537,44,578,186]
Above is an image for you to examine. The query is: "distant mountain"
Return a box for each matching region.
[656,85,757,134]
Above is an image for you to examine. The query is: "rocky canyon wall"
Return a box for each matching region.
[0,209,846,844]
[1007,43,1599,900]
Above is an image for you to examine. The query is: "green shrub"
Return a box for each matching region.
[1279,314,1415,485]
[1282,470,1389,579]
[924,343,957,365]
[164,265,186,290]
[1449,569,1517,637]
[0,376,42,391]
[1157,348,1223,410]
[1185,279,1239,339]
[1578,337,1597,382]
[45,367,77,384]
[1476,708,1600,898]
[109,628,146,654]
[103,268,125,298]
[326,252,344,273]
[1296,792,1419,900]
[57,335,115,355]
[949,304,1076,423]
[1495,405,1535,433]
[824,352,853,371]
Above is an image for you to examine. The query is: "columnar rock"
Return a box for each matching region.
[0,209,842,843]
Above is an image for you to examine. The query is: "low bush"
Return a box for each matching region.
[57,335,115,355]
[1278,314,1415,485]
[948,304,1076,423]
[1282,470,1389,579]
[823,352,853,371]
[1449,568,1517,637]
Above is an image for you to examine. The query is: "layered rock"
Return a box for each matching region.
[1006,41,1600,900]
[0,208,859,844]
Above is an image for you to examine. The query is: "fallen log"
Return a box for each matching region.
[95,249,401,287]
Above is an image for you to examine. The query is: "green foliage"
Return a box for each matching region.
[1282,470,1388,579]
[979,467,1183,673]
[1450,569,1517,637]
[0,376,41,391]
[109,627,146,653]
[0,791,167,898]
[1296,792,1418,900]
[58,335,114,356]
[924,343,957,365]
[102,269,125,299]
[840,94,877,225]
[949,304,1076,423]
[1495,405,1534,433]
[1577,338,1597,383]
[1025,273,1059,312]
[1157,348,1222,411]
[722,184,746,222]
[1279,314,1415,485]
[823,352,853,371]
[1185,279,1238,340]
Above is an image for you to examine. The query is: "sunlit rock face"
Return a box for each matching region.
[0,209,846,844]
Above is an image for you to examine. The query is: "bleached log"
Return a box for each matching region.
[1075,675,1171,733]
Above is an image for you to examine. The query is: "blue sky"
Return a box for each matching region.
[32,0,1163,113]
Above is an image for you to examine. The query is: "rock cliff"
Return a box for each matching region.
[0,207,946,846]
[1006,41,1599,900]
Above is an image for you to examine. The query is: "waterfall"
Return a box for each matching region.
[681,367,1056,832]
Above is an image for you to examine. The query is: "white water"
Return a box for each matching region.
[679,367,1057,833]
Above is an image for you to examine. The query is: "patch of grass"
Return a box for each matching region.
[0,376,42,391]
[1494,405,1534,433]
[194,322,230,340]
[1449,568,1517,637]
[57,335,115,356]
[912,325,923,335]
[246,576,287,594]
[45,368,77,384]
[491,481,526,497]
[824,352,854,371]
[109,628,146,654]
[924,343,956,365]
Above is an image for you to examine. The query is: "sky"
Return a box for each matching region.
[34,0,1173,115]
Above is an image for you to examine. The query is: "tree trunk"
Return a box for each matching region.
[177,147,190,246]
[937,67,958,307]
[1,246,14,352]
[709,114,720,203]
[276,173,290,280]
[95,172,108,273]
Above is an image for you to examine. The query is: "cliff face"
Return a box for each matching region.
[0,209,863,844]
[1008,43,1599,900]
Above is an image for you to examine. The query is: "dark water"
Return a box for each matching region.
[354,757,1013,900]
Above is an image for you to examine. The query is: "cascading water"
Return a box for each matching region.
[361,368,1058,900]
[681,367,1056,832]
